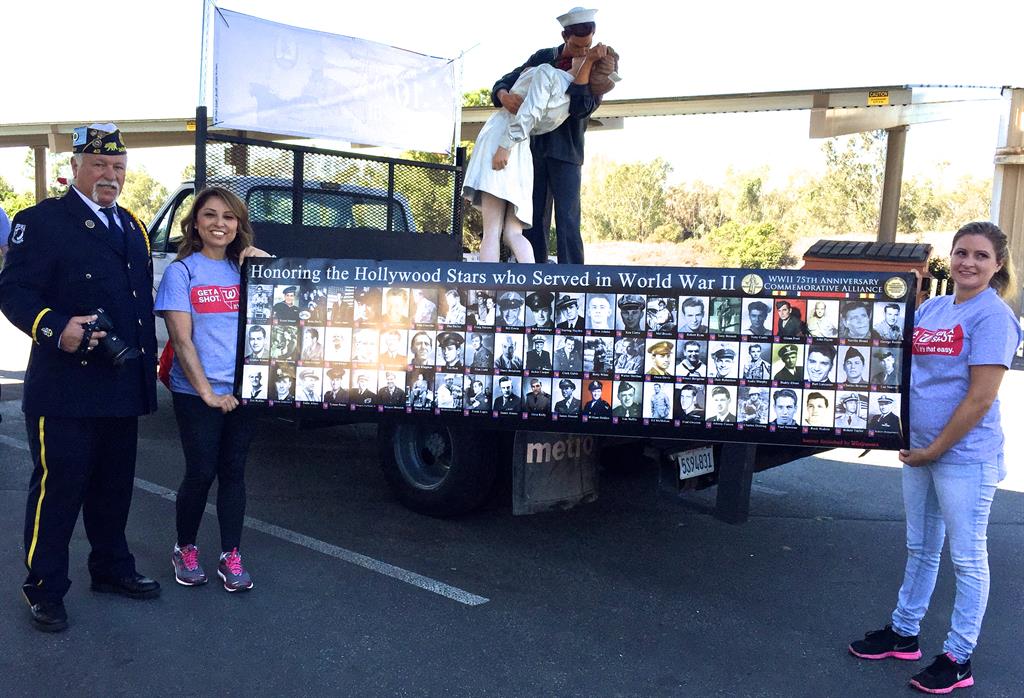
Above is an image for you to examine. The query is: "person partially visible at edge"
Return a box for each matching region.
[0,124,161,633]
[0,204,9,415]
[0,203,11,256]
[155,186,270,595]
[490,6,611,264]
[848,222,1023,695]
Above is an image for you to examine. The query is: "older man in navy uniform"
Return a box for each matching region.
[0,124,160,632]
[492,7,604,264]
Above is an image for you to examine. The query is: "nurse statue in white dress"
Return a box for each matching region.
[462,43,609,263]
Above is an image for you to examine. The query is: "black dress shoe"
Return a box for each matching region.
[91,573,161,599]
[29,600,68,633]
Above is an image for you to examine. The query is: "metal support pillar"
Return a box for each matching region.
[714,443,757,524]
[877,125,908,243]
[993,88,1024,283]
[32,145,47,203]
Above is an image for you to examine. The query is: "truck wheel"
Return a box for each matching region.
[377,422,497,517]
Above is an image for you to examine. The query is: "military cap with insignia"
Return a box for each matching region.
[326,367,347,380]
[526,291,554,311]
[299,369,318,380]
[555,294,579,310]
[843,347,865,362]
[587,380,602,391]
[72,122,128,155]
[647,340,673,355]
[711,347,736,360]
[841,393,861,405]
[878,395,894,405]
[558,378,575,390]
[779,344,799,360]
[617,381,637,394]
[437,331,465,348]
[617,294,645,310]
[275,365,295,380]
[283,286,298,295]
[497,292,524,310]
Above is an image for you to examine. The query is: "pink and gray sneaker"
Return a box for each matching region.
[172,544,208,586]
[217,549,254,592]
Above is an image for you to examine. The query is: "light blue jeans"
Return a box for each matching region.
[890,457,1003,663]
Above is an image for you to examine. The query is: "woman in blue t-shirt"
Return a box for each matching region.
[849,222,1022,694]
[155,187,268,593]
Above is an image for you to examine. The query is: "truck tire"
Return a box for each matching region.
[377,422,497,517]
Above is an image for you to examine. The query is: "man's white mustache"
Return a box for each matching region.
[92,179,120,201]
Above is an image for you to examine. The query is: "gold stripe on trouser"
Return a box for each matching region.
[26,417,48,568]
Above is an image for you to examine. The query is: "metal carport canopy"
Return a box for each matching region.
[0,84,1006,242]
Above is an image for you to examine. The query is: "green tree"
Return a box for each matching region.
[0,176,35,218]
[581,157,673,241]
[118,167,169,222]
[705,221,793,268]
[462,88,492,107]
[23,151,72,199]
[800,132,886,234]
[664,180,726,237]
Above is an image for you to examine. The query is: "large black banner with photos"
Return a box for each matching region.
[236,259,916,450]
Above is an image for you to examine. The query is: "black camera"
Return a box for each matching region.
[87,308,140,366]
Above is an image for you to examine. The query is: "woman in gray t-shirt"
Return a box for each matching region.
[156,187,269,594]
[848,222,1023,694]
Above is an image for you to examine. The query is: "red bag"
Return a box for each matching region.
[157,341,174,388]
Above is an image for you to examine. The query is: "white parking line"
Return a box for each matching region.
[751,484,787,496]
[133,478,489,606]
[0,434,30,451]
[2,430,487,605]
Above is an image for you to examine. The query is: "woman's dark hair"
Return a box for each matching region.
[951,221,1017,301]
[176,186,255,265]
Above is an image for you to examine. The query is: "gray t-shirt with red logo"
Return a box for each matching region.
[909,287,1022,462]
[155,254,241,396]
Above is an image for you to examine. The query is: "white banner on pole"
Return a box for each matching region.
[213,8,458,153]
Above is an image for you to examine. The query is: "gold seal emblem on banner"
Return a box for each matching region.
[884,277,909,299]
[741,274,764,295]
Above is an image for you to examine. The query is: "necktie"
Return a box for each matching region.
[100,206,119,229]
[100,206,125,250]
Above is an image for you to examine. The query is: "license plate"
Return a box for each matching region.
[671,446,714,480]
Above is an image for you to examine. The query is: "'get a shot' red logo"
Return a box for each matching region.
[190,285,240,313]
[912,325,964,356]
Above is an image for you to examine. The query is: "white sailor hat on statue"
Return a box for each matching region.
[557,6,597,27]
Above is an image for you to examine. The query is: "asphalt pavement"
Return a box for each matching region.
[0,314,1021,697]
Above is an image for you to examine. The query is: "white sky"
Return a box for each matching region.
[2,0,1022,192]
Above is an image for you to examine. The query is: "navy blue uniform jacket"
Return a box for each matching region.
[491,46,601,165]
[0,191,158,417]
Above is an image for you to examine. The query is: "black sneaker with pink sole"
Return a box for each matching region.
[849,624,922,660]
[910,653,974,694]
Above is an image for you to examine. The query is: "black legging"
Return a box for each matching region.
[171,392,256,552]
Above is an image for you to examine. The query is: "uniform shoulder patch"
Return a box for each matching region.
[11,223,26,245]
